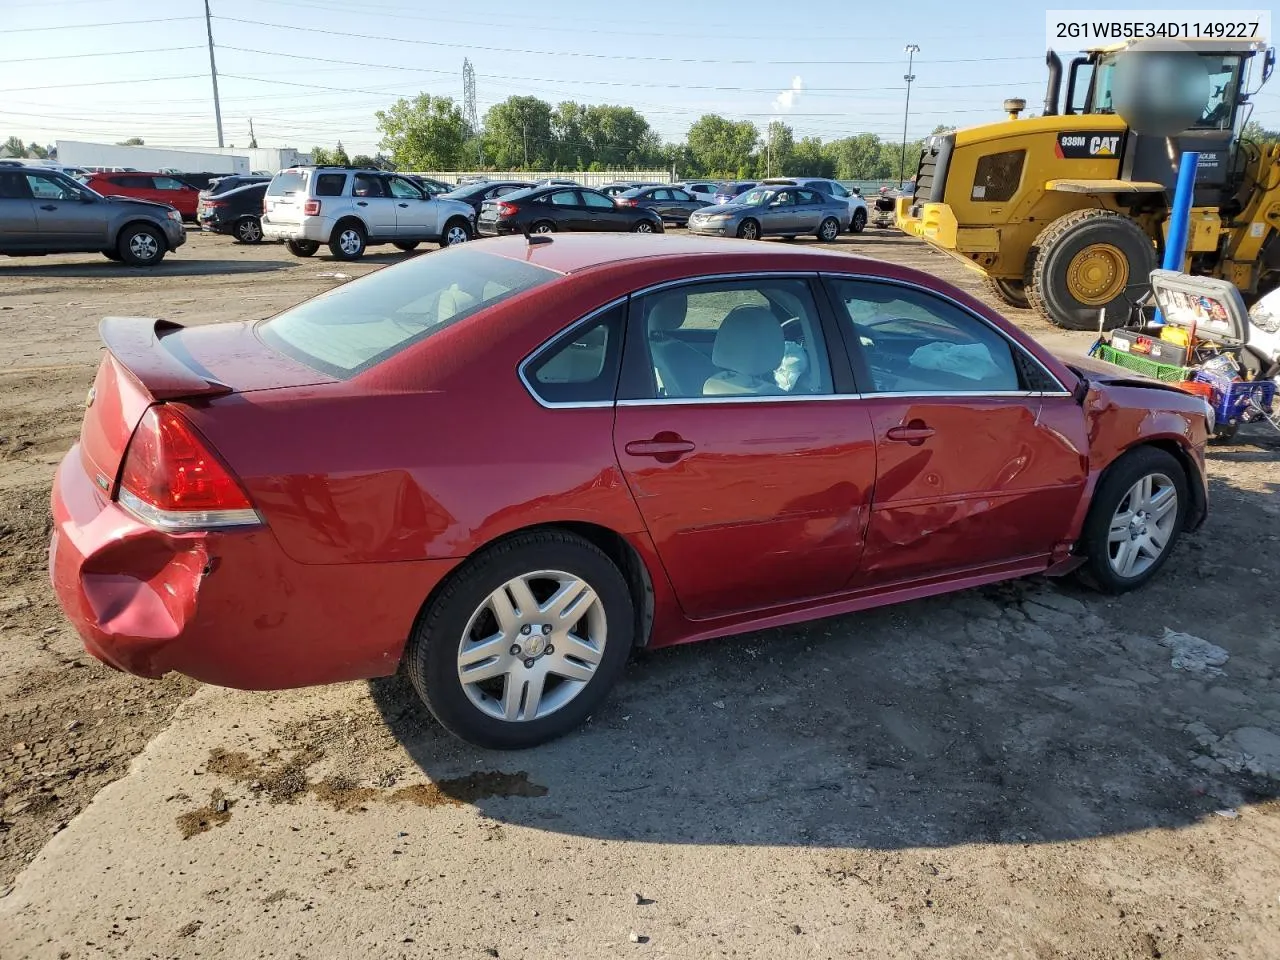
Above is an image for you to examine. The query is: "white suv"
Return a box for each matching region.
[261,166,477,260]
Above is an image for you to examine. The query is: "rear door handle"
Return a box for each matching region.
[356,201,368,207]
[886,421,935,445]
[624,436,696,462]
[40,204,57,211]
[398,202,409,207]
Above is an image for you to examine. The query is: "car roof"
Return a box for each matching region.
[474,233,892,276]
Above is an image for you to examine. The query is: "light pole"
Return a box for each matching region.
[899,43,919,188]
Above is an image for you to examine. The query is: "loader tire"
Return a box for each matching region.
[1027,209,1156,331]
[986,276,1030,309]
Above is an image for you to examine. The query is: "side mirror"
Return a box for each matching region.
[78,194,96,203]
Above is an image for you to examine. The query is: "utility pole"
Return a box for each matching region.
[204,0,224,148]
[899,43,919,188]
[248,117,257,149]
[522,122,528,169]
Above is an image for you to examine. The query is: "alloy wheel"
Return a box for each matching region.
[635,222,654,233]
[820,218,839,241]
[445,224,469,245]
[456,570,606,723]
[129,232,159,262]
[237,219,261,242]
[1107,472,1178,578]
[339,229,362,256]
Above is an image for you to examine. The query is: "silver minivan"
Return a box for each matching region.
[261,166,477,260]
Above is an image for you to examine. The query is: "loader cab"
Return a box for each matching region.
[1060,41,1265,199]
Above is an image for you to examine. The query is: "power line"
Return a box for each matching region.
[0,75,208,94]
[2,46,204,64]
[5,16,202,32]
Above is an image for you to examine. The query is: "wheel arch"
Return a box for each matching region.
[1096,436,1207,533]
[331,214,369,236]
[110,218,169,249]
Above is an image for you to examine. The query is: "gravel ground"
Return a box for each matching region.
[0,230,1277,959]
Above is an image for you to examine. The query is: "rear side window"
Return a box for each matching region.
[0,172,31,199]
[260,248,558,378]
[268,170,307,196]
[114,175,152,189]
[314,173,346,197]
[525,303,626,405]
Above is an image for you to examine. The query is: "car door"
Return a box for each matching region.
[612,275,877,620]
[350,173,397,238]
[578,189,629,230]
[823,275,1088,587]
[386,175,435,238]
[794,189,826,232]
[645,188,675,220]
[667,187,701,221]
[151,175,196,217]
[0,171,38,247]
[761,189,799,235]
[24,171,106,248]
[546,189,588,230]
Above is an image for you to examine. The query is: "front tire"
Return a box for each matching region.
[632,220,659,233]
[987,276,1030,309]
[439,218,472,247]
[850,209,867,234]
[737,219,760,241]
[817,217,840,242]
[329,221,367,260]
[117,224,166,266]
[286,239,319,257]
[406,530,635,750]
[1078,447,1188,594]
[1027,209,1156,331]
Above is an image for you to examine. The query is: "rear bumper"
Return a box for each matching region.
[476,219,524,237]
[49,444,459,689]
[261,216,334,243]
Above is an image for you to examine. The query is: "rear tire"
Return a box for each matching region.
[233,217,262,244]
[394,241,420,252]
[530,220,556,235]
[1027,209,1156,331]
[1078,446,1188,594]
[116,224,166,267]
[632,220,658,233]
[329,221,367,260]
[737,219,760,240]
[101,249,122,262]
[817,217,840,242]
[405,530,635,749]
[286,239,319,258]
[987,276,1030,309]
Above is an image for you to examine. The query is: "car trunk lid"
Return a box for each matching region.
[80,317,333,492]
[262,168,310,225]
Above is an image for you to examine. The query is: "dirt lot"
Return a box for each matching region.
[1,230,1278,959]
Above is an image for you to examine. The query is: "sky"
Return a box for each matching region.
[2,0,1278,157]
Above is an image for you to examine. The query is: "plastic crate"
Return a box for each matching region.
[1192,370,1278,424]
[1093,344,1194,382]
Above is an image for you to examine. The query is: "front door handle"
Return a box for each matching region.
[398,202,409,208]
[40,204,57,211]
[886,420,935,445]
[356,201,369,207]
[624,435,696,463]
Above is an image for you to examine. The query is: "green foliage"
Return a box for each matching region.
[375,94,467,170]
[350,154,376,169]
[117,137,145,146]
[483,96,555,168]
[309,146,332,165]
[1242,119,1280,143]
[1,136,23,157]
[686,114,759,178]
[333,141,350,166]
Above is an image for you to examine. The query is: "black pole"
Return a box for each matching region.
[899,44,918,188]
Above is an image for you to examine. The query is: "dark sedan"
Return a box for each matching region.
[600,181,659,197]
[440,180,535,217]
[477,185,664,236]
[197,182,269,243]
[614,185,709,225]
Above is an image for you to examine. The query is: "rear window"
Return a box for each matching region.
[268,170,307,196]
[259,248,558,378]
[315,173,347,197]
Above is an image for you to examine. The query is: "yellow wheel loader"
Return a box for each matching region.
[898,38,1280,330]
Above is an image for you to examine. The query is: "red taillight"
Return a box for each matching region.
[117,406,259,530]
[304,199,321,215]
[616,198,637,206]
[205,200,227,209]
[495,201,519,217]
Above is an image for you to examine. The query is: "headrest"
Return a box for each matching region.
[711,306,784,377]
[646,293,688,333]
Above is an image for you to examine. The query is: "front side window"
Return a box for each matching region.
[387,176,424,200]
[550,191,578,206]
[828,278,1023,394]
[525,303,625,404]
[25,173,81,201]
[260,248,557,378]
[770,190,796,206]
[633,278,833,399]
[153,176,187,191]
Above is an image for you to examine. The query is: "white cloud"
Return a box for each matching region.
[772,76,804,113]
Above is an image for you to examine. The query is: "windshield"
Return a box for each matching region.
[737,189,774,205]
[1090,51,1244,129]
[259,248,558,378]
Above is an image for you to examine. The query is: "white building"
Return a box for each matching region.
[56,141,250,174]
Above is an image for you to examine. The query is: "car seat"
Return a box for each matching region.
[646,293,716,397]
[702,306,786,396]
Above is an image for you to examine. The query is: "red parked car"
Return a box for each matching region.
[82,172,200,220]
[49,235,1211,748]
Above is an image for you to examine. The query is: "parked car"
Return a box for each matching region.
[758,177,868,232]
[687,183,849,241]
[536,178,580,186]
[599,181,659,197]
[477,184,664,235]
[201,174,270,199]
[712,181,756,204]
[197,181,269,243]
[0,166,185,265]
[677,180,720,202]
[614,185,709,225]
[440,180,535,217]
[47,234,1211,748]
[260,166,477,260]
[404,174,454,196]
[82,172,200,220]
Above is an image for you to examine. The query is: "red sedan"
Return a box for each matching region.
[49,235,1210,748]
[82,172,200,220]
